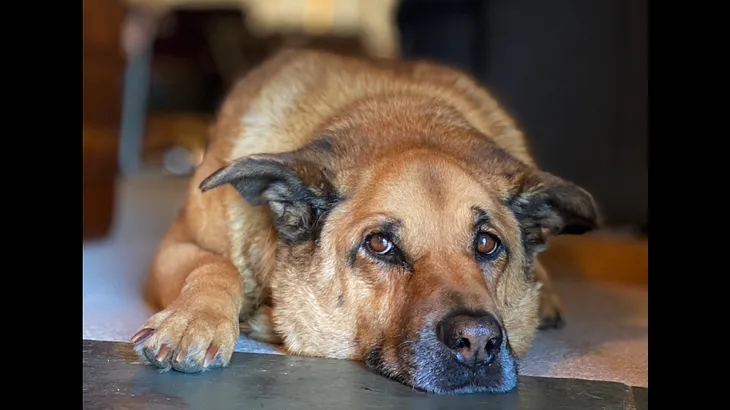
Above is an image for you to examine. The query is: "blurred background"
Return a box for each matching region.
[83,0,647,388]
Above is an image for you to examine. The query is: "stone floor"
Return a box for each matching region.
[84,339,647,409]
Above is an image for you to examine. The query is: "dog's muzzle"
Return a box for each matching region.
[412,309,518,395]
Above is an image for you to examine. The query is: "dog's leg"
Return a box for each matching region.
[534,260,565,330]
[243,305,282,344]
[131,218,243,373]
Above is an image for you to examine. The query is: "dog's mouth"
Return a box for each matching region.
[420,357,519,395]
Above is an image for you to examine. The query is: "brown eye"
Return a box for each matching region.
[367,233,393,255]
[476,232,500,256]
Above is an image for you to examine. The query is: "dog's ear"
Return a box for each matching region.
[199,145,338,242]
[510,170,599,252]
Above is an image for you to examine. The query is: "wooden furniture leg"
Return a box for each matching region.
[83,0,127,240]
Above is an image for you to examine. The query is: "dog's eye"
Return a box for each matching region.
[475,232,501,257]
[367,233,394,255]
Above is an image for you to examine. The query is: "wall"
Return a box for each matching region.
[399,0,648,231]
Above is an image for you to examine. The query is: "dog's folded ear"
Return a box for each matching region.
[199,147,338,242]
[200,154,310,206]
[510,170,600,248]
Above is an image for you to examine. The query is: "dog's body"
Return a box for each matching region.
[132,49,598,394]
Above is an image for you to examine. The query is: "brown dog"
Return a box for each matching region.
[131,49,598,394]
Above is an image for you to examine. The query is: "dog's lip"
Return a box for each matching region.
[408,357,511,392]
[440,368,518,394]
[422,377,505,395]
[443,380,479,392]
[410,346,517,393]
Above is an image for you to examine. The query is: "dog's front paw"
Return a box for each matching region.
[131,306,239,373]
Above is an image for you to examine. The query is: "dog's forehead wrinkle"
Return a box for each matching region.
[355,154,501,246]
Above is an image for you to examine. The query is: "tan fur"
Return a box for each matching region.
[132,49,597,392]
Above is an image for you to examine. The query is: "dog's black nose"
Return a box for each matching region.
[437,312,503,367]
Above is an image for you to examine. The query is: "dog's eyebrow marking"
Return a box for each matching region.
[376,221,402,237]
[472,207,491,227]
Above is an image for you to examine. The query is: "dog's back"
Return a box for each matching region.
[210,49,535,167]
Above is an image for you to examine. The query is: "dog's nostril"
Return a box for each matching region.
[484,335,501,364]
[437,312,503,367]
[455,337,470,350]
[486,337,497,349]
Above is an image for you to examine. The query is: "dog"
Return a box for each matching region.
[131,49,598,395]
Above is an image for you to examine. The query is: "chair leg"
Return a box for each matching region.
[118,40,153,177]
[119,8,161,177]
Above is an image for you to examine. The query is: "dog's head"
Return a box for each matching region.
[201,121,598,394]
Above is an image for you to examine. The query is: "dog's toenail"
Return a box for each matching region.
[131,328,154,343]
[204,346,219,367]
[156,344,171,361]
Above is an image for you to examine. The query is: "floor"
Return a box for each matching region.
[82,176,648,388]
[84,339,648,410]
